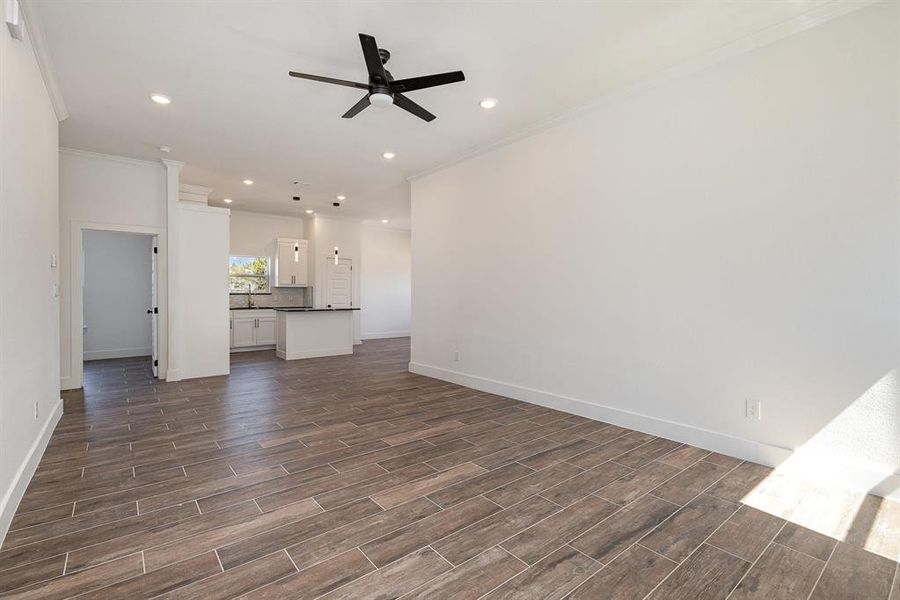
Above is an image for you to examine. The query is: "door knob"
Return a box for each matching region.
[146,309,152,314]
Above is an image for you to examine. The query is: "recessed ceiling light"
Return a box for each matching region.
[243,179,254,185]
[151,94,171,105]
[336,195,346,201]
[479,97,498,109]
[305,209,314,214]
[382,151,395,160]
[381,219,389,224]
[222,198,233,204]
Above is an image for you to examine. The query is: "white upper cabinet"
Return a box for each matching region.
[275,238,308,287]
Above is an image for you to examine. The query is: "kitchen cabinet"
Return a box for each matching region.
[230,310,276,348]
[255,314,276,345]
[231,315,256,347]
[275,238,308,287]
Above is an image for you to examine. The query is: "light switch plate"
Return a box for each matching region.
[50,253,57,268]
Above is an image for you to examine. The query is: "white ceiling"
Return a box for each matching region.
[33,0,829,228]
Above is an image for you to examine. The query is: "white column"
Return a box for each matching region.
[162,159,184,382]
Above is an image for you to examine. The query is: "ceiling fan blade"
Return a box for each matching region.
[393,93,436,122]
[342,94,371,119]
[358,33,388,85]
[390,71,465,94]
[289,71,369,90]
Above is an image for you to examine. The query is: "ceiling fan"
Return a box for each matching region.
[289,33,465,122]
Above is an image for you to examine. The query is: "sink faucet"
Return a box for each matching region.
[246,284,255,308]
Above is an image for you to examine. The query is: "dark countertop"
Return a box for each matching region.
[274,307,360,312]
[231,306,308,311]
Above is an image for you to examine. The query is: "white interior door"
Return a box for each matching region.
[326,258,352,309]
[150,236,159,377]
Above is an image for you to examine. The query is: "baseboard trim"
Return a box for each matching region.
[229,345,276,353]
[277,347,353,360]
[408,362,900,500]
[0,398,63,548]
[84,347,152,361]
[361,331,410,340]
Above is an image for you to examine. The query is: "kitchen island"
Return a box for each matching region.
[274,307,360,360]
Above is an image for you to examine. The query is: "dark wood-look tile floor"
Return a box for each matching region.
[1,338,898,599]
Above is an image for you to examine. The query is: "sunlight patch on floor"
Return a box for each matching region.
[740,459,900,562]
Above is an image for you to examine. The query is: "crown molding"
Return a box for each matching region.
[59,146,164,168]
[408,0,878,182]
[18,0,67,121]
[161,158,185,170]
[179,183,214,195]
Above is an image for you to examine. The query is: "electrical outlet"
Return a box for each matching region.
[745,398,761,420]
[453,350,460,362]
[34,401,39,420]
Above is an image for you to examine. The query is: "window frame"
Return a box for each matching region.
[229,255,271,294]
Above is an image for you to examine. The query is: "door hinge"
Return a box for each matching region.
[153,247,158,254]
[153,307,158,314]
[154,359,158,366]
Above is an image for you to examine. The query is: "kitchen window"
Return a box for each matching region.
[229,256,270,293]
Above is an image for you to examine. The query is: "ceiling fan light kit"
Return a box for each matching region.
[289,33,465,122]
[369,92,394,108]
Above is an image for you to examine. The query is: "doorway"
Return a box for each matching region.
[81,230,160,389]
[325,257,353,308]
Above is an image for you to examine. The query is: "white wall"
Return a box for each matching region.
[230,209,305,260]
[59,149,166,388]
[0,10,62,544]
[411,3,899,496]
[82,230,153,360]
[179,205,230,379]
[361,226,411,339]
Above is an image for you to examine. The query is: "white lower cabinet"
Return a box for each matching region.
[230,310,277,348]
[255,315,276,345]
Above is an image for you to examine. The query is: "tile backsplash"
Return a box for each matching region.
[230,287,312,308]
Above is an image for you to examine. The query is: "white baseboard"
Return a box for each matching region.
[165,368,182,383]
[361,331,410,340]
[59,375,77,391]
[408,362,900,500]
[0,398,63,548]
[83,347,152,361]
[277,347,353,360]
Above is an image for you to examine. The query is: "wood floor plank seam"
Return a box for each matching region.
[638,489,748,599]
[721,525,812,600]
[889,562,899,600]
[564,462,742,596]
[803,539,838,600]
[636,541,681,565]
